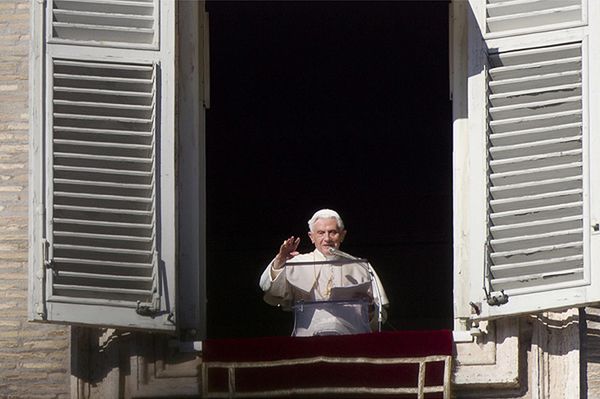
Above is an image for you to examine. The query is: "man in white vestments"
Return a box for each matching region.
[259,209,389,336]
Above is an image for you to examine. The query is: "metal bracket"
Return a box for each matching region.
[486,290,509,306]
[135,301,158,317]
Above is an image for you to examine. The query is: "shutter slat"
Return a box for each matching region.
[54,257,152,270]
[54,113,153,124]
[489,56,581,79]
[490,255,583,278]
[53,284,151,298]
[53,10,154,28]
[54,59,154,70]
[490,136,582,159]
[487,0,581,17]
[54,204,152,215]
[53,22,154,34]
[487,6,582,33]
[490,228,583,252]
[489,149,582,174]
[490,189,582,214]
[54,218,152,229]
[490,241,583,262]
[54,73,153,84]
[55,126,153,138]
[54,0,154,15]
[54,165,153,176]
[490,201,583,225]
[489,122,581,146]
[489,70,581,94]
[56,271,153,283]
[55,231,153,242]
[490,214,582,233]
[54,139,152,151]
[489,96,581,121]
[55,87,154,99]
[489,109,582,134]
[54,153,153,164]
[54,178,152,190]
[490,162,582,185]
[54,191,153,203]
[53,9,154,24]
[489,268,583,291]
[54,244,152,256]
[490,175,582,200]
[488,43,581,66]
[54,99,153,112]
[489,83,581,106]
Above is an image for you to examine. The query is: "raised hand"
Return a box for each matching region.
[273,236,300,270]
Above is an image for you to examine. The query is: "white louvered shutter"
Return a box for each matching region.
[30,0,176,331]
[467,0,600,318]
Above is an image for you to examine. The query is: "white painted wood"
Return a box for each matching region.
[457,0,600,320]
[451,0,472,329]
[587,0,600,311]
[176,0,206,336]
[30,0,178,332]
[48,0,159,49]
[484,0,587,39]
[28,0,48,323]
[465,0,490,323]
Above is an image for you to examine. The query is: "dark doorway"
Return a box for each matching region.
[206,1,452,338]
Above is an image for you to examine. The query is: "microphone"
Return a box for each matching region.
[328,247,359,260]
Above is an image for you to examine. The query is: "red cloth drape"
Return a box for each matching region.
[203,330,452,398]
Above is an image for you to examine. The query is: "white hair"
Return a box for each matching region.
[307,209,345,232]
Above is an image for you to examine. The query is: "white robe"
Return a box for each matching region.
[259,249,389,336]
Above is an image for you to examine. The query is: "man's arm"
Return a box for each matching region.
[259,236,301,306]
[270,236,300,279]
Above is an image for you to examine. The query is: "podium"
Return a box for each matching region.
[292,299,370,336]
[284,255,383,336]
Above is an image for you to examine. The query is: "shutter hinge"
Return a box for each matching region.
[36,239,51,320]
[135,301,159,317]
[486,290,509,306]
[483,243,509,306]
[42,239,54,269]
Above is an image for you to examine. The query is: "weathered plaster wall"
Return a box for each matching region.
[583,307,600,397]
[0,1,70,398]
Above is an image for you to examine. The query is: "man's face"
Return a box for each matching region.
[308,217,347,255]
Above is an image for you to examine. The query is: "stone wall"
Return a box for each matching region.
[0,1,70,398]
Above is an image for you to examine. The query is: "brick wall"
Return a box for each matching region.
[0,1,70,398]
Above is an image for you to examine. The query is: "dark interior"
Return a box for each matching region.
[205,1,453,338]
